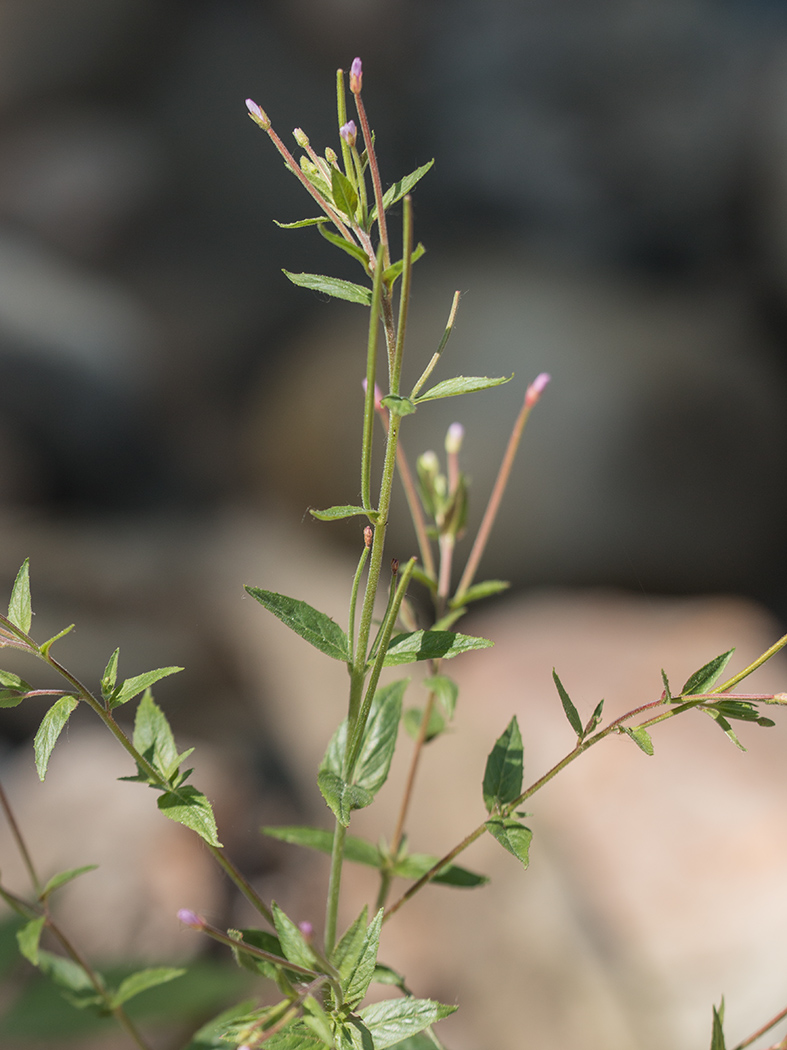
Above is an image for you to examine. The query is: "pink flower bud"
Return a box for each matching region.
[524,372,551,408]
[298,920,314,941]
[177,908,204,929]
[364,525,373,548]
[293,127,310,148]
[245,98,271,130]
[445,422,465,455]
[340,120,357,147]
[349,57,363,94]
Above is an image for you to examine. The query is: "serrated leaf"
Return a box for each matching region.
[661,668,672,701]
[39,865,98,901]
[34,696,79,780]
[273,216,328,229]
[317,770,373,826]
[261,1023,326,1050]
[109,665,183,709]
[332,907,369,980]
[482,716,523,813]
[485,817,533,868]
[680,649,735,696]
[16,916,46,965]
[381,394,417,417]
[355,680,406,794]
[383,243,426,284]
[262,825,382,868]
[403,705,445,742]
[331,166,359,218]
[309,505,378,522]
[101,648,120,700]
[414,374,512,404]
[423,675,459,720]
[393,853,488,888]
[552,669,583,738]
[109,966,186,1008]
[0,669,32,708]
[360,997,456,1049]
[318,222,369,266]
[303,995,334,1045]
[621,725,655,755]
[344,909,383,1007]
[383,630,492,666]
[8,558,32,634]
[282,270,372,306]
[450,579,510,608]
[375,160,435,217]
[157,785,222,847]
[583,698,604,736]
[272,903,319,971]
[245,588,350,661]
[131,690,178,782]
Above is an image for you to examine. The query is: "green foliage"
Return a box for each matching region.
[382,630,492,666]
[552,669,583,738]
[710,999,726,1050]
[449,579,510,608]
[157,785,222,848]
[310,505,379,522]
[483,716,524,814]
[621,725,655,756]
[108,967,186,1009]
[422,674,459,720]
[16,916,45,966]
[413,374,512,403]
[38,864,98,902]
[281,271,373,305]
[0,669,32,707]
[8,558,32,634]
[245,588,350,662]
[680,649,735,696]
[34,695,79,780]
[403,705,445,743]
[485,818,533,869]
[359,997,456,1048]
[107,664,184,710]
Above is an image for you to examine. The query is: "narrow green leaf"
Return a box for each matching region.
[0,670,32,707]
[34,696,79,780]
[371,964,412,994]
[109,665,183,709]
[303,995,334,1045]
[39,865,98,901]
[317,770,373,826]
[157,786,222,847]
[375,160,435,216]
[355,680,407,794]
[335,1017,374,1050]
[430,608,465,632]
[393,853,488,888]
[16,915,46,965]
[710,999,726,1050]
[382,630,492,667]
[583,698,604,736]
[37,948,98,995]
[660,668,672,701]
[332,906,369,980]
[344,909,383,1007]
[273,216,328,229]
[109,966,186,1008]
[272,903,319,971]
[382,242,426,284]
[403,705,445,743]
[331,167,359,218]
[179,999,259,1050]
[360,997,456,1050]
[680,649,735,696]
[485,817,533,868]
[40,623,75,656]
[245,588,350,662]
[228,928,291,979]
[260,1023,325,1050]
[621,725,655,755]
[132,690,178,782]
[381,394,417,417]
[414,374,512,404]
[703,710,747,751]
[282,270,372,306]
[261,825,382,868]
[423,675,459,720]
[552,669,583,738]
[318,222,369,265]
[482,716,524,813]
[450,579,510,608]
[101,648,120,701]
[309,505,379,522]
[8,558,32,634]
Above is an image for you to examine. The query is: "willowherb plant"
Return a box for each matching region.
[3,56,787,1050]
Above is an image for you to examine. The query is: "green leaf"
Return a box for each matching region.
[482,716,523,813]
[680,649,735,696]
[660,668,672,701]
[332,906,369,981]
[109,665,183,709]
[360,997,456,1050]
[392,853,488,888]
[380,394,417,417]
[430,608,465,632]
[318,222,369,266]
[372,965,412,995]
[317,770,373,826]
[621,725,655,756]
[39,865,98,902]
[710,999,726,1050]
[331,167,359,218]
[303,995,334,1045]
[583,698,604,736]
[228,928,289,979]
[261,825,382,868]
[703,710,747,751]
[37,948,100,999]
[282,270,372,306]
[414,374,512,404]
[101,648,119,701]
[108,967,186,1009]
[8,559,32,634]
[344,909,383,1007]
[383,243,426,285]
[335,1016,375,1050]
[157,786,222,847]
[403,705,445,743]
[245,588,350,662]
[382,630,492,667]
[131,689,179,781]
[0,670,32,708]
[261,1023,326,1050]
[273,216,328,229]
[272,903,319,972]
[383,1036,437,1050]
[552,669,583,738]
[309,505,378,522]
[450,579,510,608]
[354,681,406,794]
[423,675,459,720]
[375,160,435,217]
[40,624,75,656]
[485,817,533,868]
[34,696,79,781]
[16,916,46,966]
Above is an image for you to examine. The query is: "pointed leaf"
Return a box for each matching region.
[39,865,98,901]
[8,558,32,634]
[272,902,319,971]
[37,948,99,995]
[317,770,373,826]
[423,675,459,720]
[552,669,583,738]
[157,785,222,846]
[109,665,183,709]
[229,928,290,979]
[245,588,350,661]
[132,690,178,781]
[680,649,734,696]
[0,669,32,708]
[485,817,533,868]
[383,630,492,666]
[344,909,383,1007]
[583,698,604,736]
[393,853,488,888]
[450,579,510,608]
[661,668,673,701]
[40,623,75,655]
[482,716,523,813]
[360,997,456,1049]
[319,222,368,265]
[331,166,359,218]
[261,1024,326,1050]
[383,243,426,284]
[310,505,379,522]
[34,696,79,780]
[332,906,369,980]
[414,375,512,404]
[101,648,120,701]
[16,915,46,965]
[282,270,372,306]
[375,160,435,216]
[711,1000,726,1050]
[355,680,406,794]
[621,725,655,755]
[703,710,747,751]
[262,825,383,869]
[273,216,328,229]
[109,966,186,1008]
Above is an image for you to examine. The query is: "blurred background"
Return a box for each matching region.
[3,0,787,1047]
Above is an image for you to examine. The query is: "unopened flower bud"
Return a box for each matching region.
[418,450,440,477]
[391,558,399,575]
[298,921,314,942]
[325,146,338,164]
[445,422,465,455]
[177,908,204,929]
[364,525,373,548]
[245,98,271,130]
[340,120,357,147]
[524,372,551,408]
[349,57,363,94]
[293,128,310,148]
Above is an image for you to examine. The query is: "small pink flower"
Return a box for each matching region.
[298,920,314,941]
[525,372,551,408]
[340,120,357,147]
[445,422,465,454]
[177,908,204,929]
[245,98,271,130]
[349,57,363,94]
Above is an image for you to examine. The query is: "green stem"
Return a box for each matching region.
[353,88,389,268]
[361,245,385,511]
[324,821,347,955]
[409,291,461,400]
[347,544,371,665]
[711,632,787,694]
[390,196,413,397]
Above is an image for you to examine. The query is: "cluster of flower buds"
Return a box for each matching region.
[417,423,469,541]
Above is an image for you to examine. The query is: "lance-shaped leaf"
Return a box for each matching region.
[414,374,512,404]
[661,668,673,701]
[246,588,350,662]
[482,716,523,813]
[332,906,369,980]
[8,558,32,634]
[273,216,328,229]
[680,649,734,696]
[258,1023,325,1049]
[392,853,488,888]
[272,902,319,971]
[331,167,359,218]
[34,695,79,780]
[449,579,510,609]
[39,865,98,901]
[344,909,383,1007]
[16,915,46,965]
[101,648,119,701]
[383,242,426,284]
[108,967,186,1009]
[262,825,381,867]
[552,669,583,738]
[40,623,74,656]
[710,999,727,1050]
[309,505,379,523]
[282,270,372,306]
[584,698,604,736]
[702,710,747,751]
[130,690,180,782]
[370,159,435,220]
[319,223,370,266]
[317,770,373,826]
[37,949,103,1007]
[710,699,775,727]
[485,817,533,868]
[0,669,33,708]
[354,679,406,794]
[157,785,222,847]
[621,725,654,756]
[382,630,492,667]
[109,665,183,709]
[360,997,456,1049]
